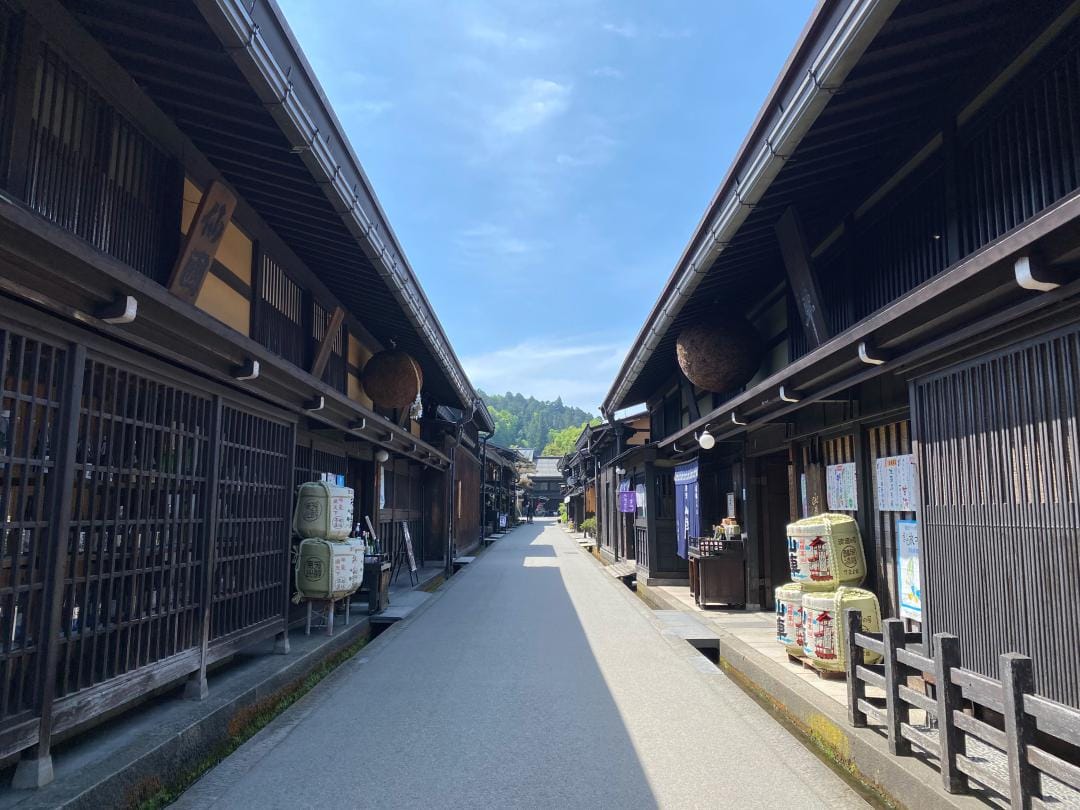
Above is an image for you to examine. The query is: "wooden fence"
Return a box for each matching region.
[845,610,1080,808]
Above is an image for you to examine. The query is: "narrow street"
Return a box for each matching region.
[177,520,865,809]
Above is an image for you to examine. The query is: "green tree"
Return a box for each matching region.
[541,420,597,456]
[477,390,596,449]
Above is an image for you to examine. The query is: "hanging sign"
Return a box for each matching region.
[826,462,858,511]
[499,513,507,529]
[618,479,637,513]
[800,474,809,517]
[897,519,921,621]
[674,460,700,559]
[875,454,918,512]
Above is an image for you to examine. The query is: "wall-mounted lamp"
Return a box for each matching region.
[375,449,390,464]
[697,429,716,450]
[615,466,626,476]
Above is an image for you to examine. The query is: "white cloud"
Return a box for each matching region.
[603,21,638,38]
[337,99,394,118]
[590,66,624,79]
[492,79,571,134]
[466,21,547,51]
[463,336,629,411]
[457,223,548,260]
[555,133,618,168]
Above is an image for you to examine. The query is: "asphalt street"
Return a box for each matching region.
[176,519,867,809]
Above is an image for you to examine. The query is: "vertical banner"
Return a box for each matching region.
[617,479,637,513]
[674,460,700,559]
[897,520,921,621]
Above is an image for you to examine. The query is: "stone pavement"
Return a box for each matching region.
[175,519,868,809]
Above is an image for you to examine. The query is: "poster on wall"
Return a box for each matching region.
[826,462,858,511]
[674,460,699,559]
[875,454,918,512]
[896,520,921,621]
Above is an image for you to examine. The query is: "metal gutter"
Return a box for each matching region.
[601,0,899,415]
[196,0,489,426]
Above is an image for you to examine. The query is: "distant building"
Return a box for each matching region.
[529,456,563,515]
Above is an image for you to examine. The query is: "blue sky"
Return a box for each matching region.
[278,0,816,411]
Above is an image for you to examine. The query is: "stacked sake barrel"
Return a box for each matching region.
[775,513,881,671]
[293,482,364,601]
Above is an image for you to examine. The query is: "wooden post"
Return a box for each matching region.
[310,306,344,380]
[186,397,223,700]
[275,420,297,656]
[882,618,911,756]
[844,609,867,728]
[167,181,237,305]
[1000,652,1038,809]
[12,344,85,790]
[776,207,829,349]
[933,633,967,793]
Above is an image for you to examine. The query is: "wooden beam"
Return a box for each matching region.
[679,373,701,422]
[310,305,345,379]
[167,180,237,304]
[776,207,830,349]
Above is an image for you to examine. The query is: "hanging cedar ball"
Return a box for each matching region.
[676,315,764,393]
[361,350,424,409]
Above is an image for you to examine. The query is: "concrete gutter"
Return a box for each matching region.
[632,581,993,810]
[0,569,444,810]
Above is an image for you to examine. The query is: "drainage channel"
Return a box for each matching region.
[631,580,893,809]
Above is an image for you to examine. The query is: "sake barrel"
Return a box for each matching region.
[786,513,866,590]
[295,538,361,600]
[293,482,353,540]
[802,587,882,671]
[344,537,366,591]
[774,582,806,656]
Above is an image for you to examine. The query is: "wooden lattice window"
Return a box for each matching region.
[0,327,66,719]
[211,405,291,641]
[60,357,212,695]
[23,44,176,282]
[255,255,305,369]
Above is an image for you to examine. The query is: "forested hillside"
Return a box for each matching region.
[481,391,596,451]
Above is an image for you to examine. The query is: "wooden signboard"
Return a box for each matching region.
[169,180,237,304]
[401,521,417,573]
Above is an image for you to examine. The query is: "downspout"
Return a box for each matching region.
[479,432,490,544]
[445,398,481,576]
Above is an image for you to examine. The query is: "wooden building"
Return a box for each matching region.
[528,456,563,517]
[481,442,520,536]
[0,0,490,787]
[602,0,1080,707]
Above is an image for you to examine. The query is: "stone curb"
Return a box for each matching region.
[630,578,992,810]
[3,567,446,810]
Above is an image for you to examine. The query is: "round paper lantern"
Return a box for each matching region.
[676,316,763,393]
[361,350,423,409]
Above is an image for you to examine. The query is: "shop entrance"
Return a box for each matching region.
[750,451,792,609]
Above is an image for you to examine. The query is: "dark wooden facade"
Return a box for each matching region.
[603,0,1080,708]
[0,0,489,785]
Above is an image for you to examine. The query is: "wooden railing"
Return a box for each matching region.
[845,611,1080,808]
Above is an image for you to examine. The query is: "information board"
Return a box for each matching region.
[897,520,921,621]
[826,462,858,511]
[875,454,918,512]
